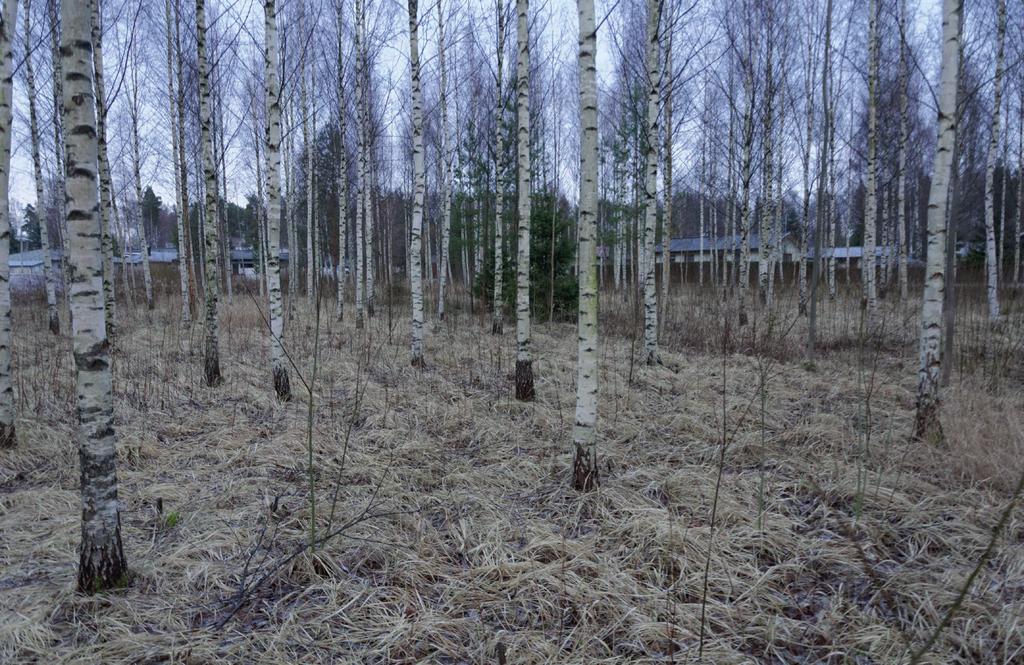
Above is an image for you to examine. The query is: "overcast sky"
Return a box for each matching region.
[6,0,948,230]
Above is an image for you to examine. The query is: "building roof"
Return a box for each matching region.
[231,247,290,261]
[149,248,179,262]
[808,246,898,259]
[149,247,292,262]
[9,249,62,267]
[114,252,144,264]
[657,233,793,254]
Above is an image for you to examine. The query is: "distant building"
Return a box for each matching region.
[148,246,291,271]
[654,233,801,265]
[809,245,919,268]
[113,251,144,265]
[9,249,62,280]
[229,247,291,275]
[598,236,912,270]
[148,247,179,263]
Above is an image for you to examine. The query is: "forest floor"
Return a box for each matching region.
[1,280,1023,664]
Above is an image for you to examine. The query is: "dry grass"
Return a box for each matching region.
[1,276,1023,664]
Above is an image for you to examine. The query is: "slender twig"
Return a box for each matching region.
[908,467,1024,665]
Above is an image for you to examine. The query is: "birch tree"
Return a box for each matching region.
[758,12,775,304]
[914,0,962,442]
[862,0,879,317]
[22,0,59,332]
[797,12,816,318]
[896,0,909,301]
[197,0,221,386]
[91,1,116,340]
[572,0,598,491]
[436,0,452,321]
[640,0,661,365]
[1016,86,1022,286]
[360,3,375,319]
[735,12,756,327]
[300,1,315,301]
[808,0,832,348]
[263,0,291,400]
[127,22,154,311]
[165,0,190,322]
[982,0,1005,321]
[354,0,366,328]
[660,24,672,324]
[514,0,534,400]
[249,94,268,300]
[0,0,16,448]
[491,0,506,335]
[46,0,70,305]
[335,1,347,321]
[61,0,128,591]
[408,0,426,366]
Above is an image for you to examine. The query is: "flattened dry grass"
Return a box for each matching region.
[1,281,1023,664]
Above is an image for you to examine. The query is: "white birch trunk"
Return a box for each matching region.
[897,0,909,301]
[354,0,366,328]
[514,0,534,399]
[262,0,291,400]
[737,58,755,326]
[408,0,426,365]
[364,123,375,316]
[47,0,71,309]
[436,0,452,321]
[196,0,221,386]
[216,87,232,305]
[301,4,315,302]
[253,123,267,300]
[0,0,16,447]
[165,0,190,323]
[335,3,348,321]
[61,0,128,591]
[798,30,814,317]
[862,0,879,317]
[914,0,962,441]
[21,0,59,332]
[127,44,154,311]
[1016,90,1023,286]
[91,3,116,341]
[491,0,506,334]
[983,0,1006,320]
[571,0,599,491]
[641,0,661,365]
[759,25,774,304]
[661,32,673,312]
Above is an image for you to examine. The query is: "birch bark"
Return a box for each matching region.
[914,0,962,442]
